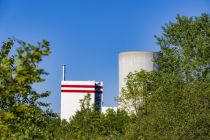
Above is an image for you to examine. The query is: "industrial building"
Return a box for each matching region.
[119,51,159,96]
[61,51,159,119]
[60,65,103,120]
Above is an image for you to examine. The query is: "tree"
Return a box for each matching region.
[0,38,53,138]
[149,13,210,139]
[119,13,210,139]
[156,13,210,81]
[68,94,131,139]
[118,70,151,115]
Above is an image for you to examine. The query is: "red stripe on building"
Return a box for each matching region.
[61,85,103,88]
[61,90,95,93]
[61,85,95,88]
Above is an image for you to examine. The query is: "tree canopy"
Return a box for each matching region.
[119,13,210,139]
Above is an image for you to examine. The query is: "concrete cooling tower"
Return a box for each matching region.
[119,51,159,95]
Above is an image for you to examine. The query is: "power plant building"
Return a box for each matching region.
[60,66,103,120]
[60,51,159,119]
[61,81,103,120]
[119,51,159,95]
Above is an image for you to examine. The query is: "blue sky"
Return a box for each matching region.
[0,0,209,113]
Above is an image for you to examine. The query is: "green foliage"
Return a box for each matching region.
[0,39,51,109]
[0,38,54,139]
[119,13,210,139]
[155,13,210,81]
[68,94,130,139]
[118,70,151,115]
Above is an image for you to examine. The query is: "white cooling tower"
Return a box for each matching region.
[119,51,159,95]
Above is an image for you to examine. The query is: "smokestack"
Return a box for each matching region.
[62,64,66,81]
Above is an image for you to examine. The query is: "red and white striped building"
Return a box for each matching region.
[61,80,103,120]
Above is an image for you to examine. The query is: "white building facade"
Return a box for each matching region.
[61,81,103,120]
[119,51,159,96]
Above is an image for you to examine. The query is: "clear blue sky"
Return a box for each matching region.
[0,0,209,113]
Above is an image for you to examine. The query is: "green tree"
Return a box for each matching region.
[156,13,210,81]
[119,13,210,139]
[0,38,53,139]
[118,70,151,115]
[68,94,130,140]
[148,13,210,139]
[68,94,104,139]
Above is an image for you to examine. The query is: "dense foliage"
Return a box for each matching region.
[119,13,210,139]
[0,13,209,139]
